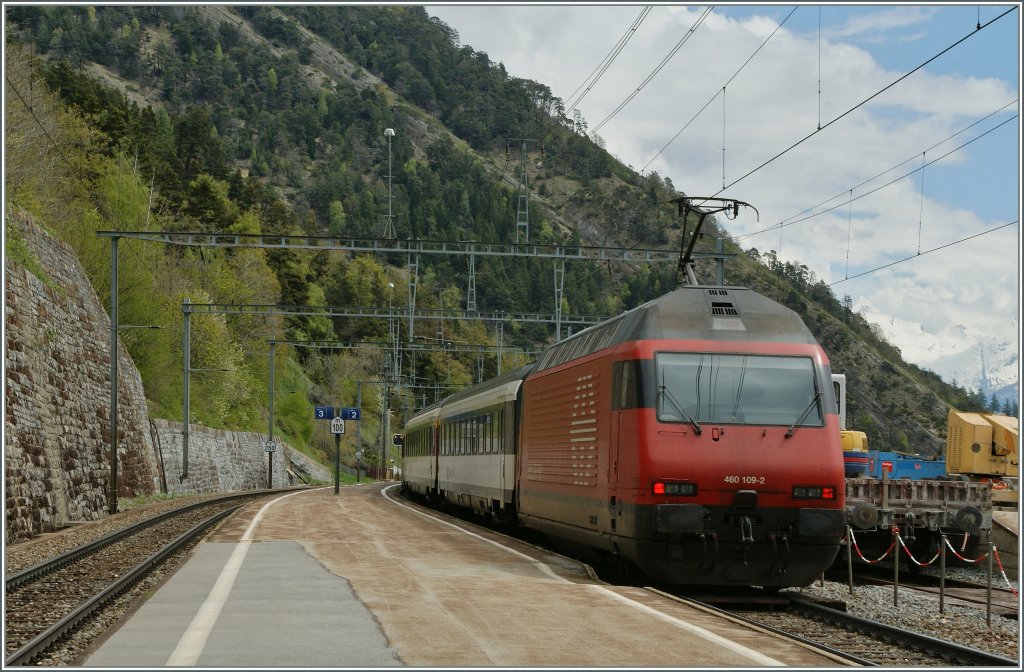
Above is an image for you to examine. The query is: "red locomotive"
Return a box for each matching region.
[402,285,846,587]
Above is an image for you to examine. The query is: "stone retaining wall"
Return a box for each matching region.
[151,419,327,492]
[5,213,160,542]
[4,211,332,543]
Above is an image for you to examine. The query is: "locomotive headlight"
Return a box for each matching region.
[793,486,836,500]
[652,481,697,496]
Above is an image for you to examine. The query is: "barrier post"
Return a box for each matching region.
[987,542,994,627]
[893,528,899,607]
[334,433,341,495]
[846,526,854,595]
[939,533,946,614]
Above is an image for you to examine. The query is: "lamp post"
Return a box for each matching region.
[385,282,395,469]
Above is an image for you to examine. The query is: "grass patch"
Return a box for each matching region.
[5,224,62,294]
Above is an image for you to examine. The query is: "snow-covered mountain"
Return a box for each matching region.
[923,339,1019,408]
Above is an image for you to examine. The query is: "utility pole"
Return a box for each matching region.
[383,128,396,239]
[108,236,120,514]
[508,138,539,244]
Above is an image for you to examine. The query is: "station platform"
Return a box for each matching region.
[992,509,1019,575]
[83,484,852,667]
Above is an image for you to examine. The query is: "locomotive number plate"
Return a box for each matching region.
[723,475,765,485]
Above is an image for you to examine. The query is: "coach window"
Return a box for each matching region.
[486,413,494,453]
[489,413,496,454]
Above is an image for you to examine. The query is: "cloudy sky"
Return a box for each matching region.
[426,3,1020,377]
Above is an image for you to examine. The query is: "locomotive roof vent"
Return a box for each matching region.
[704,289,746,331]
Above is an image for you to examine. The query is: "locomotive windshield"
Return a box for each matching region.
[656,353,822,427]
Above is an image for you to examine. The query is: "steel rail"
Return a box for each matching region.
[5,504,241,667]
[5,491,274,591]
[787,594,1018,666]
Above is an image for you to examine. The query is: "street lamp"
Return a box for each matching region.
[385,281,396,470]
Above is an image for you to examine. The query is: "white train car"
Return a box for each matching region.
[428,365,531,520]
[437,365,530,518]
[401,401,442,500]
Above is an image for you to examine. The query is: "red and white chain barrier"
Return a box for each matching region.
[942,535,1020,598]
[845,527,1019,597]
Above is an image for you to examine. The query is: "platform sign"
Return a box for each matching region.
[339,407,361,420]
[314,406,334,420]
[330,417,346,435]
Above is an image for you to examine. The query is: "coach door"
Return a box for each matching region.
[430,424,438,490]
[608,361,636,527]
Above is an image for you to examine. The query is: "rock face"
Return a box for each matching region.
[5,212,329,543]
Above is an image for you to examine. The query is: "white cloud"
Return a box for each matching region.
[825,7,936,40]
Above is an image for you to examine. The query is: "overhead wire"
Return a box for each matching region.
[6,69,164,288]
[733,100,1019,242]
[563,6,652,114]
[707,5,1017,199]
[588,6,714,138]
[828,221,1018,286]
[57,6,88,70]
[526,6,1017,325]
[642,6,798,174]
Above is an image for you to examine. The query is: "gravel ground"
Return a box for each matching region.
[4,493,225,576]
[783,570,1020,662]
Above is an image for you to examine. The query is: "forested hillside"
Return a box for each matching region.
[4,5,1003,468]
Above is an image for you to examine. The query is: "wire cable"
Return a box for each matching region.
[563,6,652,114]
[527,7,1016,329]
[735,98,1017,240]
[5,75,76,173]
[735,111,1017,241]
[57,6,88,69]
[588,6,714,137]
[642,6,798,173]
[710,5,1017,199]
[829,221,1017,286]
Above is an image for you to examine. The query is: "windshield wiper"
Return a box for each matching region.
[785,391,822,438]
[658,384,702,435]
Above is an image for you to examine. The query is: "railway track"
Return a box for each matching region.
[4,491,286,666]
[655,588,1017,666]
